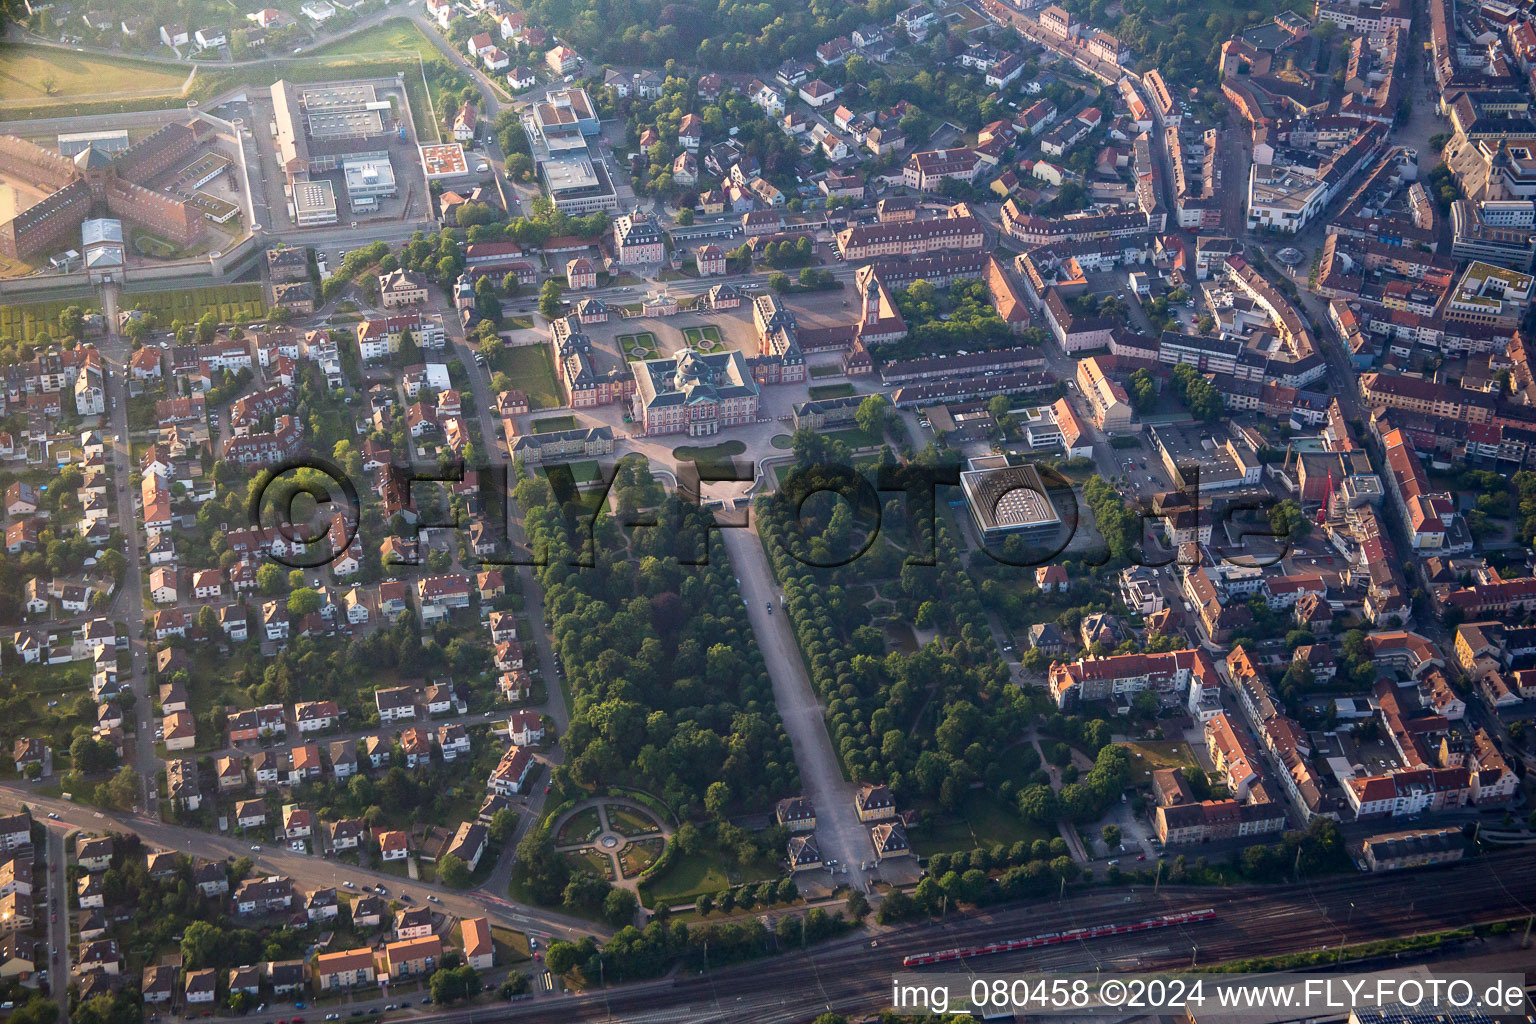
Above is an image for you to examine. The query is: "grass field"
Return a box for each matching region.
[499,344,563,410]
[490,925,532,964]
[532,414,578,434]
[121,283,266,324]
[0,44,187,103]
[1121,741,1200,776]
[132,232,178,259]
[808,383,855,400]
[0,298,99,343]
[310,19,441,58]
[637,850,730,907]
[913,792,1054,856]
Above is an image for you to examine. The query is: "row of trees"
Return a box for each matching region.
[756,447,1034,814]
[543,906,854,984]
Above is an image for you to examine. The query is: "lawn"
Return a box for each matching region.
[825,426,883,450]
[912,792,1054,857]
[673,439,746,463]
[808,383,855,400]
[561,847,614,880]
[618,332,660,360]
[681,325,724,351]
[120,284,266,324]
[0,44,187,103]
[498,344,563,410]
[619,837,665,878]
[131,231,178,259]
[809,364,845,379]
[637,850,730,908]
[606,805,662,837]
[308,18,440,58]
[490,925,532,964]
[770,434,793,450]
[532,414,578,434]
[555,807,602,846]
[1120,741,1199,771]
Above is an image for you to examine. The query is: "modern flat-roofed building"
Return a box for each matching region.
[959,458,1063,542]
[419,143,469,181]
[1450,200,1536,269]
[341,155,397,211]
[523,88,616,213]
[292,179,338,227]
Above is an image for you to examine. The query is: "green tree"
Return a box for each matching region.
[437,852,470,888]
[544,940,581,976]
[705,780,732,817]
[539,280,564,319]
[854,394,890,438]
[602,887,638,925]
[287,587,322,616]
[256,563,287,595]
[768,272,791,293]
[195,311,220,344]
[488,807,518,843]
[1268,499,1312,541]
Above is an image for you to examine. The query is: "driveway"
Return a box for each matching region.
[720,527,875,889]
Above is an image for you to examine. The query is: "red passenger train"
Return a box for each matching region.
[901,908,1217,967]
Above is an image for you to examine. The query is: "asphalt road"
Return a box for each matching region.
[97,293,161,815]
[3,789,609,948]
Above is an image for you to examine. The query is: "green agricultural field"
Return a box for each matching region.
[0,298,99,343]
[120,284,266,324]
[497,344,563,410]
[0,44,187,104]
